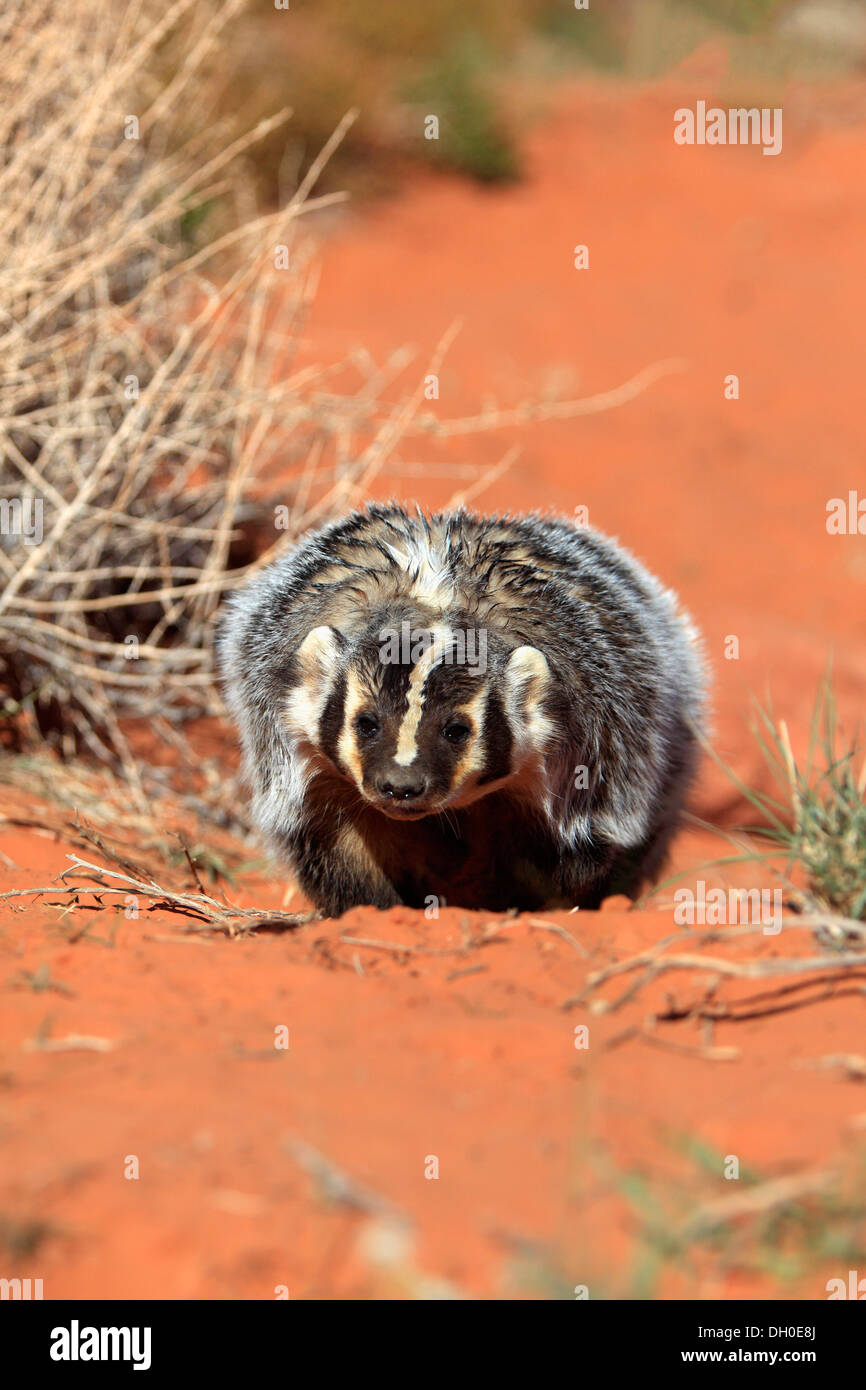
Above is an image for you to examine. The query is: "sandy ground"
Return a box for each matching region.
[1,74,865,1299]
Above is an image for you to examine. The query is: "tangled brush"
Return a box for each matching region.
[0,0,404,795]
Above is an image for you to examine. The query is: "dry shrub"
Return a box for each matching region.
[0,0,680,823]
[0,0,441,802]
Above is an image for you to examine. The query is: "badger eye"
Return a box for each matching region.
[443,721,470,746]
[355,714,380,739]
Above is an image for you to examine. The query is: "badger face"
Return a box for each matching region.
[284,619,553,821]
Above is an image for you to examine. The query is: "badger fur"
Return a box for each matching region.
[219,504,707,916]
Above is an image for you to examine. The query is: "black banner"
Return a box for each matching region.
[2,1298,860,1375]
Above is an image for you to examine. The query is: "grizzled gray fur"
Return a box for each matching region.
[219,504,707,916]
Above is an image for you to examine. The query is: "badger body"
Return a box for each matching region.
[219,504,706,917]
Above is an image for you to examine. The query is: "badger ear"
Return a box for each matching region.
[285,627,344,744]
[295,625,342,687]
[504,645,551,738]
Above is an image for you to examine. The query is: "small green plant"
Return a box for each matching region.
[510,1137,866,1299]
[613,1138,866,1296]
[536,2,629,70]
[724,680,866,920]
[681,0,792,36]
[408,40,520,183]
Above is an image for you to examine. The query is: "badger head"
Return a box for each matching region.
[284,614,555,820]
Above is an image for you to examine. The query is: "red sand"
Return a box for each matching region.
[2,77,865,1299]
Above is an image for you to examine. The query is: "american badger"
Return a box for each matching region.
[219,504,706,916]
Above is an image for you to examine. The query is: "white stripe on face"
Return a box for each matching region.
[336,668,368,788]
[393,625,453,767]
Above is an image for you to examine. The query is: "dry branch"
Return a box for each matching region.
[565,916,866,1018]
[0,853,316,936]
[0,0,686,816]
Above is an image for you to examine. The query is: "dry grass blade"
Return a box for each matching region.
[0,2,448,774]
[681,1169,836,1238]
[564,916,866,1014]
[0,853,316,936]
[0,0,689,821]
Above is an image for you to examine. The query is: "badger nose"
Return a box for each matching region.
[377,770,427,801]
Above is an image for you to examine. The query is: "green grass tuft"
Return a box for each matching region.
[735,679,866,920]
[407,40,520,184]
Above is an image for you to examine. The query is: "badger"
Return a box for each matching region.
[219,504,707,917]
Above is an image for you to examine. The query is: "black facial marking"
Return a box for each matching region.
[477,688,513,786]
[319,671,348,769]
